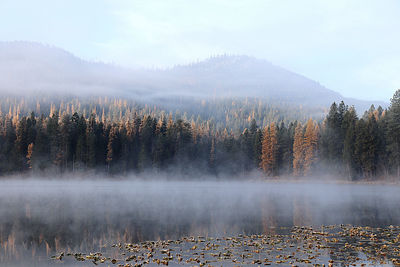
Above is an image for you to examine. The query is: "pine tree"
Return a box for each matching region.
[303,119,319,175]
[31,116,50,171]
[209,138,216,173]
[0,96,396,179]
[74,115,87,169]
[86,114,100,169]
[153,118,167,169]
[138,116,155,170]
[293,123,304,176]
[26,112,37,151]
[106,125,121,173]
[15,117,29,171]
[59,114,72,170]
[321,102,347,172]
[342,107,359,179]
[253,128,263,168]
[240,128,252,172]
[386,89,400,177]
[276,122,293,175]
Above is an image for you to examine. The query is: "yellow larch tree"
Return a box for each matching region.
[303,119,319,175]
[260,122,278,176]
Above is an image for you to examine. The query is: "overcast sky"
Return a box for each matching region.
[0,0,399,101]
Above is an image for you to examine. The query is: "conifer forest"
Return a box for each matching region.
[1,90,399,180]
[2,2,400,266]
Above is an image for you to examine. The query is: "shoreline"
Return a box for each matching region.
[0,172,398,186]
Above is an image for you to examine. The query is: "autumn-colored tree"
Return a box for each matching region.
[26,143,34,169]
[260,122,278,176]
[303,119,319,175]
[0,95,397,180]
[293,123,304,176]
[260,126,271,174]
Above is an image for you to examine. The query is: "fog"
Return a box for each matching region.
[0,41,387,111]
[0,40,395,266]
[1,178,399,266]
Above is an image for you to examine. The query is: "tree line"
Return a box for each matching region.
[0,95,324,132]
[0,90,399,180]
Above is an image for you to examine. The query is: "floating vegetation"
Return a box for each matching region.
[52,225,400,266]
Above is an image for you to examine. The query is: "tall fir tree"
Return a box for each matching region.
[386,89,400,177]
[342,107,359,179]
[293,123,304,176]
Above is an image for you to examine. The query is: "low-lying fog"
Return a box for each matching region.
[1,178,400,266]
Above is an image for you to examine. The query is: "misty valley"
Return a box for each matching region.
[1,180,400,266]
[0,34,400,266]
[0,69,400,267]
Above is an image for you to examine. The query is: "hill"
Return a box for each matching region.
[0,41,387,114]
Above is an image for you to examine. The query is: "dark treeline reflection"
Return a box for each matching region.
[0,180,399,265]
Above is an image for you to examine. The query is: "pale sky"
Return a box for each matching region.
[0,0,399,101]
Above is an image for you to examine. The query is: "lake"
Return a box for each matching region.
[0,179,399,266]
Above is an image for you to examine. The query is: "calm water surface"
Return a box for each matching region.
[0,179,399,266]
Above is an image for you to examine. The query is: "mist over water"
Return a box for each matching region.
[0,178,400,266]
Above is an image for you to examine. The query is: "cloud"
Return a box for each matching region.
[0,0,399,100]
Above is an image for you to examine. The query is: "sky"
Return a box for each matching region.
[0,0,399,101]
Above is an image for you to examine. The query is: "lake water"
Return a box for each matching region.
[0,179,399,266]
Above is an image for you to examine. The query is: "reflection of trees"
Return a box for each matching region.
[260,193,294,234]
[346,195,399,226]
[0,195,269,264]
[2,185,400,265]
[293,194,312,226]
[261,194,278,234]
[260,192,317,232]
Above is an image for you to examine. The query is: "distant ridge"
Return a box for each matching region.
[0,41,387,111]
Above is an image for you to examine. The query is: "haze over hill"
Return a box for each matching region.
[0,41,387,111]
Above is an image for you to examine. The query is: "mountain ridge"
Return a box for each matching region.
[0,41,387,111]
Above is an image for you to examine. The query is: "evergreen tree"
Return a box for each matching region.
[342,107,359,179]
[253,128,263,168]
[14,117,29,171]
[32,116,50,171]
[321,102,347,172]
[276,122,292,175]
[240,128,253,172]
[153,118,167,170]
[293,123,304,176]
[106,125,121,173]
[74,115,87,169]
[354,117,379,178]
[86,114,98,169]
[46,112,63,169]
[386,89,400,177]
[209,138,216,173]
[0,96,396,180]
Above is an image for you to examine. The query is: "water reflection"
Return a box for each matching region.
[0,180,399,266]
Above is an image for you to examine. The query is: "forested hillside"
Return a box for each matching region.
[0,90,398,180]
[0,95,325,132]
[0,41,386,112]
[0,42,394,180]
